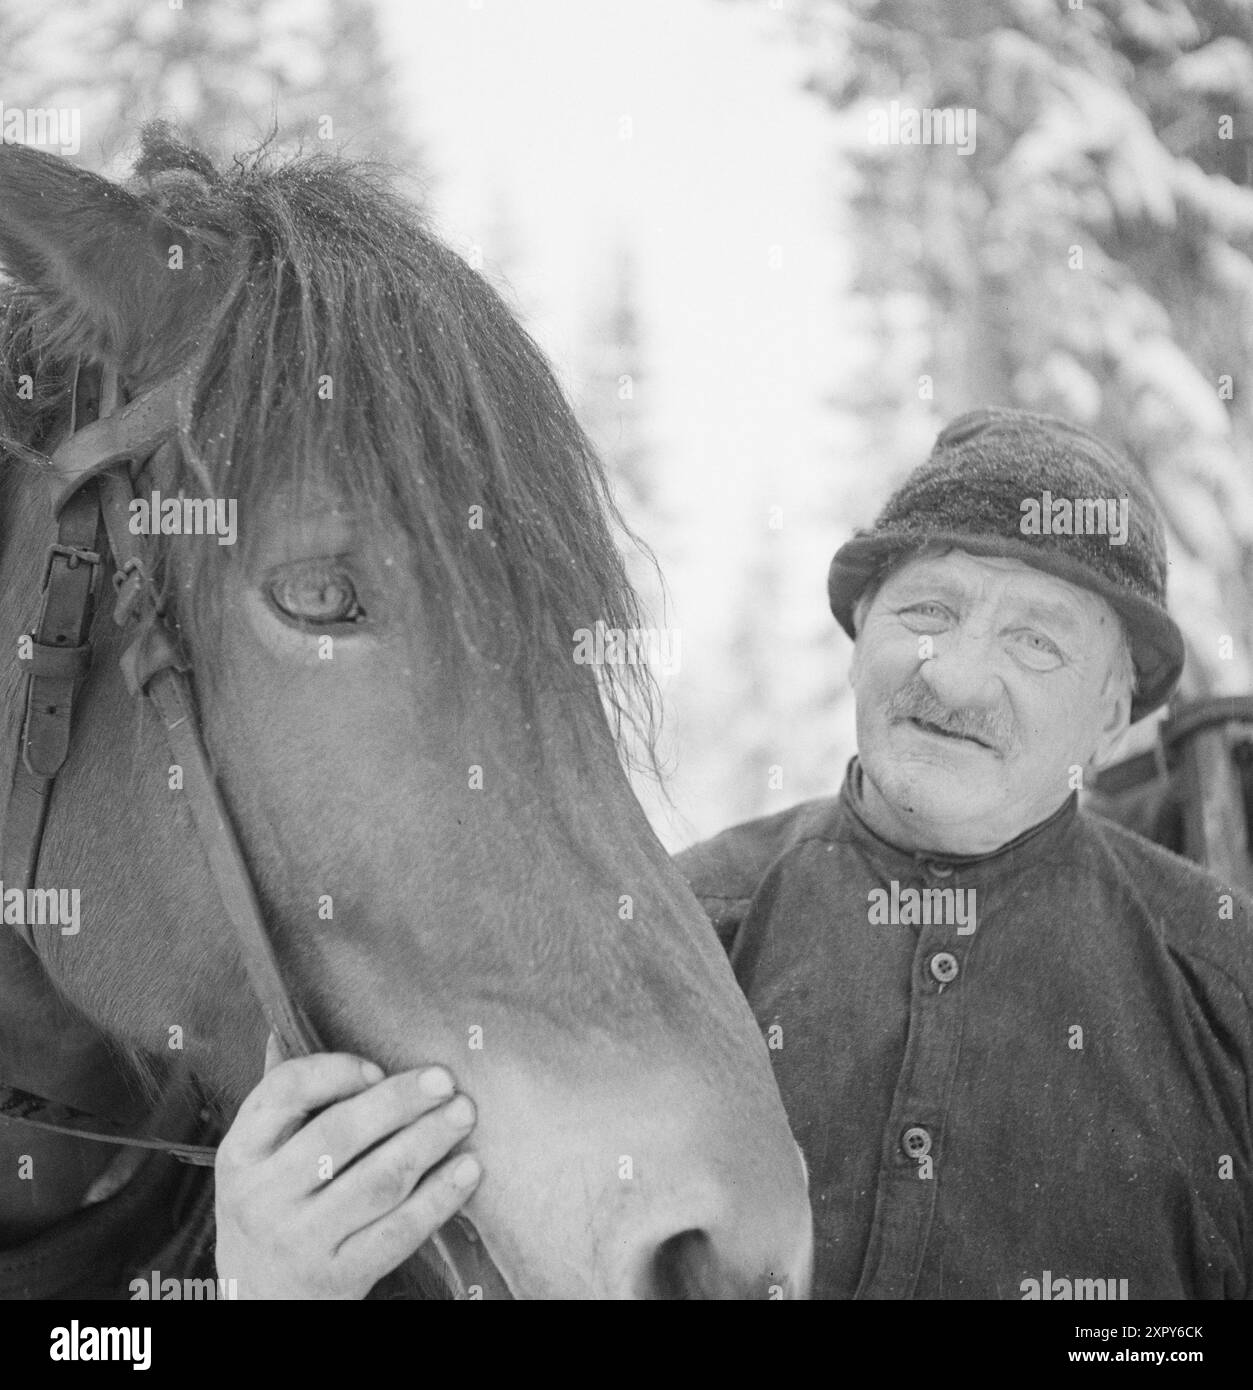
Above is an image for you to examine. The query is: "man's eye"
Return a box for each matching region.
[1014,631,1062,668]
[267,562,365,625]
[899,602,951,630]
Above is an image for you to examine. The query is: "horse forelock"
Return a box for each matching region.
[188,144,662,779]
[0,126,664,783]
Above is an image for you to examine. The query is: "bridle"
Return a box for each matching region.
[2,359,320,1144]
[0,360,503,1297]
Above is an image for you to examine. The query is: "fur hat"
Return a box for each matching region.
[827,408,1185,721]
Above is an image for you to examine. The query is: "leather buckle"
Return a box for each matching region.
[119,613,189,698]
[41,541,102,591]
[112,557,155,627]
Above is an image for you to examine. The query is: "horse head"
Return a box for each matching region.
[0,127,811,1298]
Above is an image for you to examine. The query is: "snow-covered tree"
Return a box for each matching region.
[0,0,426,178]
[784,0,1253,725]
[576,245,667,606]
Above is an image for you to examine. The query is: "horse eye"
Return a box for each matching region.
[267,562,365,625]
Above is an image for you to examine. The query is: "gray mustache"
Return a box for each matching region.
[885,679,1016,755]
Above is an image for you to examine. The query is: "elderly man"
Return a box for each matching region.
[677,408,1253,1300]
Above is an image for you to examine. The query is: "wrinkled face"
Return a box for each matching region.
[850,548,1132,854]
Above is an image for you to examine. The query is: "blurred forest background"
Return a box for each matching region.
[1,0,1249,849]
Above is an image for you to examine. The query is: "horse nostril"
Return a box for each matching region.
[644,1228,772,1300]
[647,1229,717,1300]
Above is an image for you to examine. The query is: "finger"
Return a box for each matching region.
[264,1032,284,1075]
[272,1067,459,1193]
[221,1052,385,1168]
[308,1092,476,1234]
[331,1150,483,1283]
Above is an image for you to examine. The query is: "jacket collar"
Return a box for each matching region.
[840,756,1078,880]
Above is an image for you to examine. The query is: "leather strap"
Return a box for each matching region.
[3,360,318,1134]
[18,491,102,780]
[1092,696,1253,796]
[44,364,193,515]
[3,362,107,947]
[0,1083,215,1166]
[140,661,322,1058]
[1,361,493,1297]
[1163,696,1253,752]
[90,420,322,1059]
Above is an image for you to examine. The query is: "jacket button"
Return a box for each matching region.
[923,860,954,878]
[929,952,959,984]
[901,1125,932,1159]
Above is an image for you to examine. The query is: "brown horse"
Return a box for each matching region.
[0,126,811,1298]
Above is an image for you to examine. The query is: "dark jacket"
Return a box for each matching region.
[675,759,1253,1300]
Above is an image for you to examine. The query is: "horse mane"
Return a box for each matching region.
[0,122,663,777]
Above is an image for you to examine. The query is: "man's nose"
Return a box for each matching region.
[917,626,1003,706]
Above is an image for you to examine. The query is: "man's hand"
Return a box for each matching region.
[214,1035,481,1299]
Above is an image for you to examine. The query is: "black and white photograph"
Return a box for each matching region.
[0,0,1250,1356]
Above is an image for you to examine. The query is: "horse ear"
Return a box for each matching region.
[0,140,229,382]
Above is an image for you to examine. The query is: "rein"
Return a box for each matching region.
[0,362,504,1297]
[2,360,320,1163]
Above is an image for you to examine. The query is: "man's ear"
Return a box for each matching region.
[848,632,863,690]
[0,140,230,383]
[1090,677,1132,770]
[847,589,877,687]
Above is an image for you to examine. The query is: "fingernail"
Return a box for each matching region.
[360,1061,385,1084]
[418,1067,454,1099]
[451,1154,481,1189]
[445,1094,475,1128]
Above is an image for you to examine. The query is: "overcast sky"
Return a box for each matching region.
[375,0,851,842]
